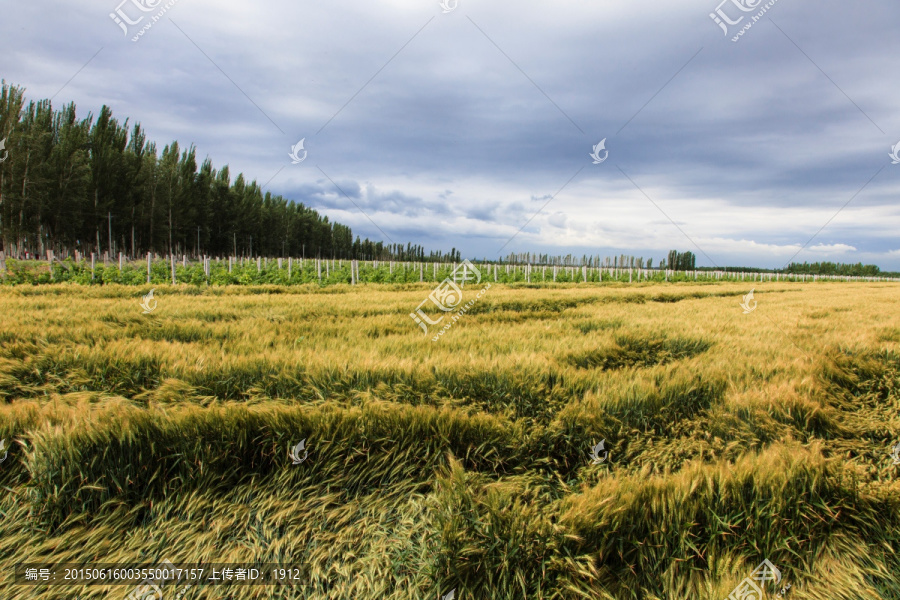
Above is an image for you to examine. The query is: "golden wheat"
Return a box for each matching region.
[0,281,898,599]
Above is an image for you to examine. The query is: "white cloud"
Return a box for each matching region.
[808,243,857,253]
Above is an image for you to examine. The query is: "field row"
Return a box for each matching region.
[3,257,897,286]
[1,283,898,598]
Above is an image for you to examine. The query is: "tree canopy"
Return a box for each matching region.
[0,80,450,261]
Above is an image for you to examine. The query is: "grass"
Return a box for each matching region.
[564,333,713,370]
[0,281,899,599]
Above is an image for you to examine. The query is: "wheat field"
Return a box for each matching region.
[1,281,898,599]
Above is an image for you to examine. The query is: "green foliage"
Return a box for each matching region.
[666,249,697,271]
[785,261,885,277]
[0,82,395,262]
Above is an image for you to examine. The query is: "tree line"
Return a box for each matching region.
[784,261,889,277]
[0,81,471,262]
[1,81,893,274]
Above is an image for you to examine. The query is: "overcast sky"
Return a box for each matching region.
[2,0,899,268]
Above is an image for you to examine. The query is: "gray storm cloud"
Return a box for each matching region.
[1,0,898,267]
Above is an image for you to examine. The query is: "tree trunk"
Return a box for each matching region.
[19,148,30,257]
[149,183,156,253]
[94,189,100,255]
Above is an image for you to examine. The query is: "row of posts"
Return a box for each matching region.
[4,251,899,284]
